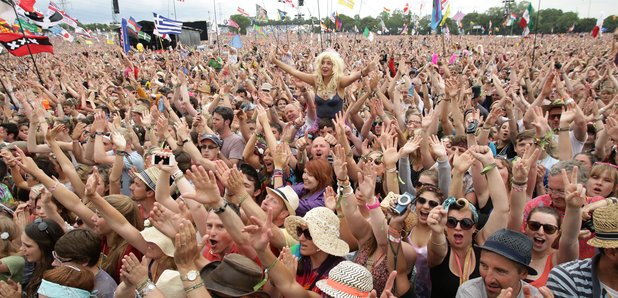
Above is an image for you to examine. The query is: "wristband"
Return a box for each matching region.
[116,150,128,156]
[480,163,497,175]
[212,200,229,214]
[366,200,381,210]
[556,127,571,132]
[387,234,402,243]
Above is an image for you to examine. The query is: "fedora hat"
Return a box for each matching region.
[137,167,160,191]
[477,229,537,275]
[284,207,350,257]
[203,253,268,297]
[155,270,184,298]
[587,203,618,248]
[140,227,175,257]
[316,261,373,298]
[266,186,300,216]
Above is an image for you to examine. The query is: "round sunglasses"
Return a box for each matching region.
[446,217,475,230]
[527,221,558,235]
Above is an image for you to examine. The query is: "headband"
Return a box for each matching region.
[442,196,479,224]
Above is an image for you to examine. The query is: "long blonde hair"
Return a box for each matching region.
[314,51,345,98]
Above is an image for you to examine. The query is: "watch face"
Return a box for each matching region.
[187,270,198,281]
[147,283,156,290]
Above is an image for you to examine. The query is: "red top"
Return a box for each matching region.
[523,194,604,259]
[528,254,553,288]
[101,238,143,283]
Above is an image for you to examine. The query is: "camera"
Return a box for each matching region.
[392,192,414,215]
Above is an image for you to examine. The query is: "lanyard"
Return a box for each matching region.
[454,247,473,285]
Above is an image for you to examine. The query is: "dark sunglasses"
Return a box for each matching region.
[416,197,439,208]
[446,217,475,230]
[200,145,218,150]
[296,227,312,240]
[372,121,383,127]
[527,221,558,235]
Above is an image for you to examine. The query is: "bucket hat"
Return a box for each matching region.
[202,253,269,297]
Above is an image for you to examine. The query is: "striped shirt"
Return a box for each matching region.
[547,254,611,298]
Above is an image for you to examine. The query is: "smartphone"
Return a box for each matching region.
[0,203,14,216]
[153,155,173,165]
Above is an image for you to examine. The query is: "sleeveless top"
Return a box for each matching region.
[527,254,554,288]
[354,243,389,296]
[411,242,431,298]
[315,93,344,119]
[430,245,482,298]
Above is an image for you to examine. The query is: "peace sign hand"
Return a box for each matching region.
[562,166,585,209]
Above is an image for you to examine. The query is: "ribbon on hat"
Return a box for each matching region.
[442,196,479,224]
[594,232,618,240]
[325,279,370,297]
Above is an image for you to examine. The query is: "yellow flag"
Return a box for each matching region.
[106,39,115,45]
[338,0,354,9]
[439,3,451,27]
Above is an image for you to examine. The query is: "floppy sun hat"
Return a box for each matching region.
[284,207,350,256]
[316,261,373,298]
[140,227,175,257]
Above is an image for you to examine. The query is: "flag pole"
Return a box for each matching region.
[9,3,45,86]
[213,0,221,55]
[529,0,541,75]
[316,0,324,52]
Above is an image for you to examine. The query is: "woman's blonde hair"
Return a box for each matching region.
[314,51,345,98]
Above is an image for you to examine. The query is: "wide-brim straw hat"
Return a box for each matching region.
[587,203,618,248]
[284,207,349,257]
[315,261,373,298]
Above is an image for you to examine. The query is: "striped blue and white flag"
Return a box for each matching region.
[152,12,183,34]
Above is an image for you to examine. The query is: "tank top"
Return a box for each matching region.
[411,242,431,298]
[354,243,388,296]
[430,245,482,298]
[526,254,553,288]
[315,93,343,119]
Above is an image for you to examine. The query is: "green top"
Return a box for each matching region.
[0,255,25,283]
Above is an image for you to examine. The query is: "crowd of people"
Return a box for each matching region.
[0,30,615,298]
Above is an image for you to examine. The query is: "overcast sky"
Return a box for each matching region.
[34,0,618,24]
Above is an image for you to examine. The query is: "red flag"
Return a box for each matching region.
[228,19,239,29]
[403,3,409,14]
[0,32,53,56]
[17,0,36,12]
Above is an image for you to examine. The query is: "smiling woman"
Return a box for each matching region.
[20,219,65,298]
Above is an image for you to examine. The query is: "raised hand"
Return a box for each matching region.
[45,124,65,144]
[14,147,41,175]
[110,129,127,151]
[84,166,102,198]
[71,122,87,141]
[174,218,200,269]
[427,205,447,233]
[149,203,180,239]
[428,135,447,161]
[529,106,549,138]
[241,208,274,253]
[323,186,337,211]
[562,167,585,209]
[183,165,222,206]
[399,135,422,156]
[380,129,399,169]
[331,144,348,181]
[469,145,495,167]
[357,162,377,201]
[452,151,475,174]
[119,253,149,287]
[278,247,298,275]
[512,145,540,181]
[272,142,291,170]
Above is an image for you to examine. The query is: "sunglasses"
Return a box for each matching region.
[446,217,475,230]
[527,221,558,235]
[52,251,72,264]
[416,197,439,208]
[34,218,49,235]
[372,121,383,127]
[200,145,218,150]
[296,227,312,240]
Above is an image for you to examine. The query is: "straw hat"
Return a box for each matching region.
[137,167,160,191]
[380,192,418,237]
[284,207,350,257]
[155,270,184,298]
[587,203,618,248]
[266,186,300,216]
[140,227,175,257]
[316,261,373,298]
